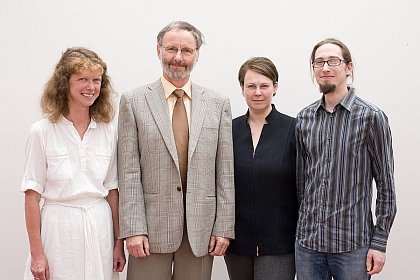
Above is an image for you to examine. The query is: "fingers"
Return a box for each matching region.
[31,267,48,280]
[143,238,151,256]
[31,255,49,280]
[366,261,372,272]
[367,256,386,275]
[126,235,150,258]
[209,236,230,256]
[365,252,373,272]
[113,258,126,272]
[366,249,386,275]
[113,241,127,272]
[208,236,216,253]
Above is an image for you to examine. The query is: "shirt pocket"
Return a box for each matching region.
[45,148,72,181]
[95,148,112,181]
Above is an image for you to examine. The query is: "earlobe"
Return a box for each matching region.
[346,62,353,75]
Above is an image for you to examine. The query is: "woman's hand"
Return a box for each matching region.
[25,190,49,279]
[113,239,126,272]
[30,252,50,280]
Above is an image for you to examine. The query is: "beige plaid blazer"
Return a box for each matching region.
[118,80,235,257]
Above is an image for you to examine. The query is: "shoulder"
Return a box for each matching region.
[26,119,55,146]
[352,95,389,123]
[297,100,320,117]
[353,95,382,113]
[120,80,161,100]
[193,83,229,101]
[29,118,54,134]
[274,110,296,124]
[232,114,247,127]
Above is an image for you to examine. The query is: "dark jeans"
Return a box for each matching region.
[295,242,371,280]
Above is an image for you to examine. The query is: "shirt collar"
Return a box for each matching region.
[60,115,97,128]
[317,87,356,113]
[340,87,356,111]
[161,76,192,100]
[245,104,276,125]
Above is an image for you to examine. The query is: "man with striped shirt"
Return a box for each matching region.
[295,38,397,279]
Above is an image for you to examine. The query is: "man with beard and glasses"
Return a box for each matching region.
[117,21,235,280]
[294,38,397,280]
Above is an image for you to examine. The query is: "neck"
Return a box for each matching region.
[164,74,189,89]
[66,108,90,123]
[66,108,91,139]
[248,106,272,124]
[323,87,348,112]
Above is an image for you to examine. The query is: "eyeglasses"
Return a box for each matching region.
[162,46,197,57]
[312,58,346,68]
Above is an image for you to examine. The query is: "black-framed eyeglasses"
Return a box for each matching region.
[161,46,197,56]
[312,58,346,68]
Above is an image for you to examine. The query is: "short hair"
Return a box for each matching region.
[41,47,114,123]
[238,57,279,86]
[157,21,205,49]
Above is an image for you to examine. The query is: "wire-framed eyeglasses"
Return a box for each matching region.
[162,46,197,56]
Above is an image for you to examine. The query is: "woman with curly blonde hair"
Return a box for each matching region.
[22,47,125,280]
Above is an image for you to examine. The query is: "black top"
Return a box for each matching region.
[228,105,299,256]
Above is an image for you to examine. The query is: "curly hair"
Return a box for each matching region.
[41,47,114,123]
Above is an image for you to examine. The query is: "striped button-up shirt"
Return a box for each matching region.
[295,88,396,253]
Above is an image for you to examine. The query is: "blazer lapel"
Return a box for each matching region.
[188,84,206,163]
[144,80,179,163]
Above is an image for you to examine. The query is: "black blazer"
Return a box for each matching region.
[228,105,298,256]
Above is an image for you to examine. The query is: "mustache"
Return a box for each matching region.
[169,61,188,67]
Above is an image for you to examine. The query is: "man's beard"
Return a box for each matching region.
[161,57,195,81]
[319,83,336,94]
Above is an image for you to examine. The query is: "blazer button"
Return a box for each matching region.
[177,187,182,191]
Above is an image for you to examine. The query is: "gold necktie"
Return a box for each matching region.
[172,89,189,189]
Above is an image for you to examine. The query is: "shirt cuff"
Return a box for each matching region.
[369,227,389,252]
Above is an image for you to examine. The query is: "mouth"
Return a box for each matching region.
[82,93,95,97]
[170,62,186,68]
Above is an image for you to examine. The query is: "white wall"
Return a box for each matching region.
[1,0,419,278]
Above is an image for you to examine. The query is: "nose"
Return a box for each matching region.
[255,87,262,95]
[86,80,95,90]
[322,62,330,71]
[174,49,183,59]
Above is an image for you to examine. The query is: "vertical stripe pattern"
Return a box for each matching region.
[295,88,396,253]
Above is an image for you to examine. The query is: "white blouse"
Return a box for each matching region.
[21,116,118,201]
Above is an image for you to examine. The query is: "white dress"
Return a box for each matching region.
[22,117,119,280]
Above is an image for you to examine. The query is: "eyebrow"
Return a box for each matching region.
[314,56,341,60]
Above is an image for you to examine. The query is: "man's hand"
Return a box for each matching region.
[126,235,150,258]
[366,249,386,275]
[208,236,230,256]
